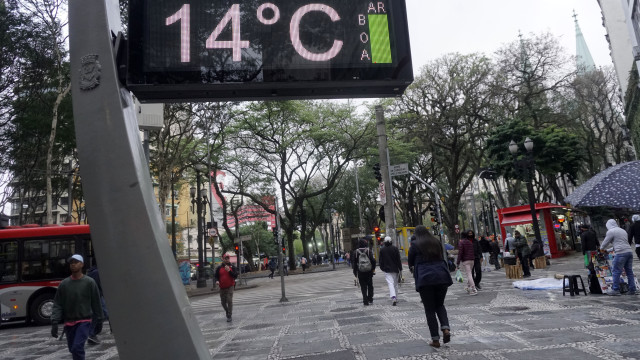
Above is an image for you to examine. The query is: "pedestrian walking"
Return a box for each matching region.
[513,230,531,278]
[214,254,238,322]
[282,258,289,276]
[51,254,104,360]
[479,236,491,271]
[408,225,452,348]
[627,215,640,261]
[600,219,637,296]
[301,256,307,273]
[268,257,276,279]
[345,251,351,266]
[470,231,483,289]
[353,238,376,305]
[490,237,501,270]
[86,260,109,344]
[456,230,477,295]
[379,236,403,306]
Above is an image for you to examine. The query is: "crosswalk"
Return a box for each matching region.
[190,267,415,312]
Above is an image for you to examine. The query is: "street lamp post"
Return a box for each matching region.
[509,138,542,245]
[191,164,209,288]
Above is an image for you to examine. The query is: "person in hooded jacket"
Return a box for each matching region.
[379,236,403,305]
[601,219,637,296]
[470,231,483,289]
[456,230,477,295]
[513,230,531,277]
[504,232,516,254]
[353,238,377,305]
[580,224,600,265]
[529,237,545,268]
[627,214,640,261]
[408,225,452,348]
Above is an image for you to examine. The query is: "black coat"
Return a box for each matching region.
[479,238,491,253]
[628,221,640,245]
[530,239,545,258]
[489,241,500,256]
[379,244,403,273]
[472,238,482,259]
[580,229,599,254]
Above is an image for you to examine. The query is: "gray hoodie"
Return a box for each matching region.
[504,233,516,253]
[600,219,633,254]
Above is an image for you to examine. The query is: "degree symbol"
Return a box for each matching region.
[257,3,280,25]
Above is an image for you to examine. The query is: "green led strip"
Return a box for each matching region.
[368,14,392,64]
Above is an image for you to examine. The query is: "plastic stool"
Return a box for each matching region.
[563,275,587,296]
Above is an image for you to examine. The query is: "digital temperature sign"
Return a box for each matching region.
[127,0,413,101]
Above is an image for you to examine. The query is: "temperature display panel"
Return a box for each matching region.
[127,0,413,101]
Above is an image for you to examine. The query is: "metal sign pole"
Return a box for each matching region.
[275,196,288,302]
[68,0,210,358]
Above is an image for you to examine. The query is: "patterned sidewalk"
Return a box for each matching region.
[2,252,640,359]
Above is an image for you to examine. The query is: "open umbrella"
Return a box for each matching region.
[564,161,640,210]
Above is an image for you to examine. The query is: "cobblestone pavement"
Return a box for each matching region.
[2,252,640,359]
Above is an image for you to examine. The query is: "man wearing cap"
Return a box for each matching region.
[51,254,104,360]
[214,254,238,322]
[379,236,403,305]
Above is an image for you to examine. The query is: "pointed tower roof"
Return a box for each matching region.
[574,10,596,73]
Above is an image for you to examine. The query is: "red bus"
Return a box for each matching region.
[0,224,94,325]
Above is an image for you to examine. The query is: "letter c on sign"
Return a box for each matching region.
[290,4,343,61]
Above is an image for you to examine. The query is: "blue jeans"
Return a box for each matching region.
[612,252,637,292]
[65,321,92,360]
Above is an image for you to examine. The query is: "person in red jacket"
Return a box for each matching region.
[214,254,238,322]
[456,231,477,295]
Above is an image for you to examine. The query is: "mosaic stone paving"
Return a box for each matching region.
[1,254,640,359]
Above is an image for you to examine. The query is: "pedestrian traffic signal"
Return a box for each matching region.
[372,163,382,182]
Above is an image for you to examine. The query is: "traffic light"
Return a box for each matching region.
[374,226,381,242]
[282,246,286,253]
[234,244,239,253]
[272,227,278,244]
[372,163,382,182]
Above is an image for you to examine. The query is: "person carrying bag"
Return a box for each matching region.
[408,225,452,348]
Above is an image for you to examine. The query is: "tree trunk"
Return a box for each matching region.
[45,83,71,224]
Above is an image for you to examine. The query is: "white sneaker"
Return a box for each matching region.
[470,289,478,296]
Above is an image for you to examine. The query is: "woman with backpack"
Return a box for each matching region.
[409,225,452,348]
[352,238,376,305]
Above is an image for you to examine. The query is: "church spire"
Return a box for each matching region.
[574,10,595,73]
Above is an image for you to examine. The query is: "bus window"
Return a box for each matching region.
[22,239,74,281]
[0,241,18,282]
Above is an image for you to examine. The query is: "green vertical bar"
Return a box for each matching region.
[368,14,392,64]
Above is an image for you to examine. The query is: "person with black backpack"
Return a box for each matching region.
[352,238,376,306]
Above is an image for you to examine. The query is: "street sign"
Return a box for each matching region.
[454,224,459,229]
[389,163,409,176]
[379,182,386,205]
[235,234,252,244]
[455,228,460,234]
[208,228,218,236]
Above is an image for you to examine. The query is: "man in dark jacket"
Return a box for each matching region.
[580,224,600,266]
[214,254,238,322]
[471,234,483,289]
[379,236,403,306]
[353,238,377,305]
[627,215,640,261]
[489,237,501,270]
[479,236,491,271]
[513,231,531,278]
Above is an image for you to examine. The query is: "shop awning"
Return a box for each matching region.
[501,212,540,226]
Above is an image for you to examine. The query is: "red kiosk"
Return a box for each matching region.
[497,202,568,258]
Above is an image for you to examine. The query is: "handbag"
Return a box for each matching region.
[455,269,464,283]
[414,261,453,289]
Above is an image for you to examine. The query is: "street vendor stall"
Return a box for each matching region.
[497,202,571,258]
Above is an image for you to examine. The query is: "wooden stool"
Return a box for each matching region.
[533,256,547,269]
[505,264,523,279]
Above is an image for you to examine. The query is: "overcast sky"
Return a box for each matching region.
[406,0,612,74]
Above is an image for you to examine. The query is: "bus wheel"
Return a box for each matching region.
[30,293,55,325]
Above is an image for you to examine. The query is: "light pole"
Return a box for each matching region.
[191,164,209,288]
[509,138,542,245]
